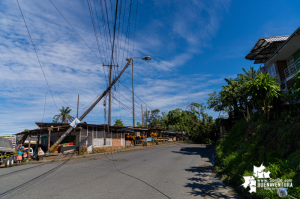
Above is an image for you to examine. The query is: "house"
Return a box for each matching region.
[15,122,183,155]
[246,27,300,91]
[16,122,127,154]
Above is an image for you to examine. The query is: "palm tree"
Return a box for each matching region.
[53,106,74,123]
[240,66,260,81]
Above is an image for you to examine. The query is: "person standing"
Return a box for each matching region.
[17,150,23,163]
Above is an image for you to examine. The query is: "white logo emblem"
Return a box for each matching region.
[242,163,293,193]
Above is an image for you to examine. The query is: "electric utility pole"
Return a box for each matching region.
[141,104,143,126]
[46,59,131,154]
[77,94,79,118]
[132,60,135,127]
[146,105,148,128]
[103,64,118,126]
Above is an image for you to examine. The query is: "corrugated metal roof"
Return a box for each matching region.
[264,35,289,42]
[245,35,290,63]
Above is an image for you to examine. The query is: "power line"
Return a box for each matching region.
[49,0,109,86]
[92,0,110,64]
[110,0,119,65]
[17,0,58,111]
[49,0,103,64]
[131,0,138,57]
[118,80,153,110]
[112,92,142,116]
[87,0,104,63]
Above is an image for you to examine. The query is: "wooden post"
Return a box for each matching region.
[161,131,162,143]
[48,128,52,150]
[28,135,31,159]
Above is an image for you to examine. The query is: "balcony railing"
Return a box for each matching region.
[284,63,297,81]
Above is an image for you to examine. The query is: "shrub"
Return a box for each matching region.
[215,116,300,198]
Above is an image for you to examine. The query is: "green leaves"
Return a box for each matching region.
[207,67,281,121]
[114,119,124,127]
[247,72,280,117]
[53,106,74,123]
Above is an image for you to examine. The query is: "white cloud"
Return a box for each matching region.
[0,0,231,134]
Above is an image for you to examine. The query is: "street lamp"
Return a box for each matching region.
[127,56,151,127]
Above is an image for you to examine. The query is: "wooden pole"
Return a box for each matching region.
[48,128,51,150]
[146,106,148,128]
[109,65,112,127]
[77,94,79,118]
[103,64,118,127]
[28,135,31,159]
[132,60,135,127]
[141,104,143,126]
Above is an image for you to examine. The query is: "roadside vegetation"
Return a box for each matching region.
[134,103,221,144]
[211,67,300,198]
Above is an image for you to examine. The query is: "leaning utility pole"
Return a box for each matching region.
[103,64,118,126]
[46,59,132,154]
[141,104,143,126]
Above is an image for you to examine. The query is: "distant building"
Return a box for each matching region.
[246,27,300,91]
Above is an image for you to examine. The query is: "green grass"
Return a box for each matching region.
[215,115,300,198]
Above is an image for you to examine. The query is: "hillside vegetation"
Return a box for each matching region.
[207,67,300,198]
[215,114,300,198]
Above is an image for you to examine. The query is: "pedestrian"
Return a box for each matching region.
[18,143,24,151]
[17,150,23,163]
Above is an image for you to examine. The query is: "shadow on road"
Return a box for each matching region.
[171,144,214,159]
[184,165,238,198]
[173,145,239,198]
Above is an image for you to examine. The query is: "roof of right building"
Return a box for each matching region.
[246,27,300,64]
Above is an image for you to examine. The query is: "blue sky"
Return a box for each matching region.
[1,0,300,135]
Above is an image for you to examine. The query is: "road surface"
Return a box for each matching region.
[0,144,240,199]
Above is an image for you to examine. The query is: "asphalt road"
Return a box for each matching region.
[0,144,240,199]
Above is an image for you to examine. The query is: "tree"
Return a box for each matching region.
[207,91,224,112]
[136,122,143,127]
[53,106,74,123]
[160,112,168,130]
[219,78,242,118]
[239,66,260,81]
[114,119,124,127]
[246,72,280,121]
[148,109,161,128]
[207,66,260,119]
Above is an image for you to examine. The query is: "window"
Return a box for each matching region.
[267,64,276,76]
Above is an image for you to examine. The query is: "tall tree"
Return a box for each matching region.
[53,106,74,123]
[148,109,161,128]
[114,119,124,127]
[220,78,241,118]
[246,72,280,121]
[240,66,260,81]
